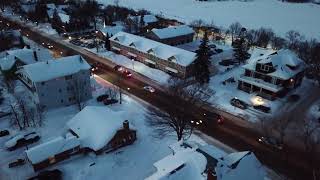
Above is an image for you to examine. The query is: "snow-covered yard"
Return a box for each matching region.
[0,76,211,180]
[308,100,320,122]
[98,0,320,39]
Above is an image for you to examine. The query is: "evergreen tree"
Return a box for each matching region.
[233,37,250,64]
[105,33,111,51]
[139,14,145,33]
[34,2,47,23]
[52,9,63,34]
[193,31,211,84]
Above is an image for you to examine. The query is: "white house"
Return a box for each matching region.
[238,48,305,100]
[16,55,92,109]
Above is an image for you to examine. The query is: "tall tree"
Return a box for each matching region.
[146,78,213,141]
[233,35,250,64]
[193,31,211,84]
[139,14,145,33]
[105,33,111,50]
[228,22,242,44]
[51,9,63,34]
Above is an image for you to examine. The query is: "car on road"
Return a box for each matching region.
[96,94,109,102]
[8,158,25,168]
[28,169,62,180]
[114,65,124,72]
[0,129,9,137]
[144,86,155,93]
[123,70,132,78]
[230,97,248,109]
[5,132,40,151]
[253,105,271,113]
[257,136,283,150]
[103,98,119,105]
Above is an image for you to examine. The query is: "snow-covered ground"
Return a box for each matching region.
[98,0,320,39]
[0,75,214,180]
[308,100,320,122]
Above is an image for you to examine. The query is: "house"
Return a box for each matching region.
[145,141,207,180]
[127,14,158,27]
[216,151,267,180]
[25,133,80,171]
[109,32,196,78]
[0,48,52,73]
[66,106,136,154]
[196,144,228,173]
[238,48,305,100]
[46,3,57,19]
[146,25,195,46]
[97,23,124,40]
[16,55,92,109]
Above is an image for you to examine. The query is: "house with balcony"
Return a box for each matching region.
[145,25,195,46]
[16,55,92,109]
[238,48,305,100]
[109,31,196,78]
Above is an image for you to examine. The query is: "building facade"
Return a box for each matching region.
[17,55,92,109]
[110,32,196,78]
[145,25,194,46]
[238,49,304,100]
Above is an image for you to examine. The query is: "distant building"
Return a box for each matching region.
[238,48,305,100]
[97,23,124,40]
[109,32,196,78]
[25,133,81,171]
[146,25,195,46]
[127,14,158,27]
[66,106,137,154]
[16,55,92,109]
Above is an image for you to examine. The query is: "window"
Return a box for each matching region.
[41,82,45,85]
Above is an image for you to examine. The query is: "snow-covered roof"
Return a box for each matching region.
[19,55,90,82]
[243,48,304,80]
[66,106,127,151]
[151,25,194,39]
[198,144,227,160]
[146,148,207,180]
[58,13,70,23]
[110,32,196,66]
[46,3,56,10]
[216,151,267,180]
[21,4,36,13]
[26,133,80,164]
[100,25,124,37]
[0,48,53,70]
[128,15,158,26]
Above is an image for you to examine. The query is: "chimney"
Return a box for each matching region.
[123,120,129,131]
[33,50,38,61]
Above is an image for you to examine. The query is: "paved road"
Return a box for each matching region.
[1,14,318,179]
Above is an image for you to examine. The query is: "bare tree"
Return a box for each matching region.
[10,103,22,130]
[296,117,320,180]
[146,78,213,141]
[36,104,45,127]
[229,22,242,44]
[286,30,304,51]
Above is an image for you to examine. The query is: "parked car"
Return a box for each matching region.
[257,136,283,150]
[114,65,124,72]
[103,98,119,105]
[28,169,62,180]
[230,97,248,109]
[97,94,109,102]
[253,105,271,113]
[215,48,223,54]
[143,86,155,93]
[5,132,40,151]
[219,59,236,66]
[0,129,9,137]
[8,158,25,168]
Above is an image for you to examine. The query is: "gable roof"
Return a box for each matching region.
[66,106,127,151]
[25,133,80,164]
[146,145,207,180]
[151,25,194,39]
[19,55,90,82]
[58,13,70,23]
[0,48,53,71]
[216,151,267,180]
[243,48,305,80]
[110,32,196,66]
